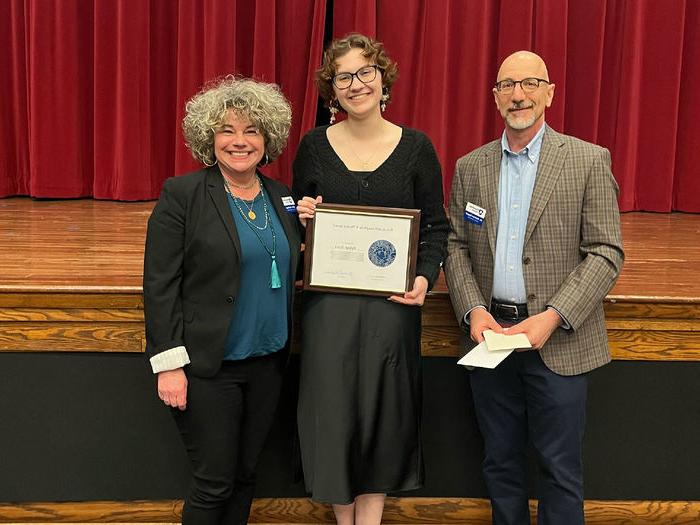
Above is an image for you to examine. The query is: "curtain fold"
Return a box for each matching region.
[27,0,95,197]
[93,0,155,199]
[0,0,325,200]
[674,0,700,211]
[274,0,327,185]
[0,0,29,197]
[333,0,377,37]
[333,0,700,212]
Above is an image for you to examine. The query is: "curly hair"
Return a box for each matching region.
[316,33,399,110]
[182,76,292,166]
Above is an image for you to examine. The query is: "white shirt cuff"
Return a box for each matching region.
[463,304,488,326]
[547,306,571,330]
[150,346,191,374]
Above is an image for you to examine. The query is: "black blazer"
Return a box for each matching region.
[143,166,302,377]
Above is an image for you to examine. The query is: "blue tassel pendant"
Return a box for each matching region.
[270,256,281,289]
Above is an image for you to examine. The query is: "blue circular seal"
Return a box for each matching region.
[368,240,396,267]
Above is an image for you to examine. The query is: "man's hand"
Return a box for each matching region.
[157,368,188,411]
[469,307,503,343]
[506,308,563,350]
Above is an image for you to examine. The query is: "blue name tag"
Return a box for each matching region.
[464,202,486,225]
[281,196,296,213]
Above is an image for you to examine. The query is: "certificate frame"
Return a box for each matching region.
[303,203,420,297]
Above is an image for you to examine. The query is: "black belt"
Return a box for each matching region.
[490,300,528,322]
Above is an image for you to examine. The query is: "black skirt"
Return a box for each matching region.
[297,292,424,504]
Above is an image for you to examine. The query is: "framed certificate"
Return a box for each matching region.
[303,203,420,296]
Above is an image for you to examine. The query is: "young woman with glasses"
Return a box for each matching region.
[292,33,448,525]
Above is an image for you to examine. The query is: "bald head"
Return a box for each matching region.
[492,50,555,140]
[497,51,549,83]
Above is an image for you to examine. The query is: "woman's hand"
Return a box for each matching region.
[297,195,322,227]
[388,276,429,306]
[157,368,188,411]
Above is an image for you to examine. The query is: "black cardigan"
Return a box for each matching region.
[292,126,448,289]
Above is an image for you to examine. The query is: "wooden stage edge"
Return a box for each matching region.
[0,200,699,362]
[0,289,699,361]
[1,498,699,524]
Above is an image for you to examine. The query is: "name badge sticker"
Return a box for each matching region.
[464,202,486,225]
[282,196,297,213]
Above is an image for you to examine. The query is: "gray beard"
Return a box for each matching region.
[506,114,537,130]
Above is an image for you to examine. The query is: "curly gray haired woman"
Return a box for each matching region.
[144,75,300,525]
[183,76,292,166]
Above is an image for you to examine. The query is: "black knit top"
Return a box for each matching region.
[292,125,449,289]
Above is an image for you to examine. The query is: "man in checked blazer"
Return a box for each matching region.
[444,51,624,524]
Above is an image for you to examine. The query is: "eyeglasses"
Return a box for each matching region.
[332,65,381,89]
[494,77,550,94]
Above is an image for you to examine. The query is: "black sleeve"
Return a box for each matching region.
[292,132,317,202]
[413,134,449,290]
[143,178,187,358]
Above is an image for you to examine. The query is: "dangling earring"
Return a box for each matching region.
[258,152,270,166]
[380,87,389,113]
[329,99,339,124]
[204,156,218,167]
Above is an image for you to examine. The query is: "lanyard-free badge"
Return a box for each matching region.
[464,202,486,225]
[281,196,296,213]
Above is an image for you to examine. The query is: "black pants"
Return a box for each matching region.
[172,350,286,525]
[470,350,587,525]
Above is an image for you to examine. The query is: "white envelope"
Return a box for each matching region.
[483,330,531,352]
[457,341,512,369]
[457,331,532,369]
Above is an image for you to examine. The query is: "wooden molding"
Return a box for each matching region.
[0,308,144,323]
[1,281,700,360]
[0,293,143,309]
[1,292,699,360]
[1,498,699,523]
[0,321,144,353]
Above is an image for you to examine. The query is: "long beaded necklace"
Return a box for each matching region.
[224,178,281,289]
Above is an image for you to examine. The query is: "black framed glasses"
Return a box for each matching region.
[494,77,550,94]
[332,65,382,89]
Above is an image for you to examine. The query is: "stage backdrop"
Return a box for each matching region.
[0,0,325,200]
[1,0,698,212]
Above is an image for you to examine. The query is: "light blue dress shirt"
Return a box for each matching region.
[492,124,546,303]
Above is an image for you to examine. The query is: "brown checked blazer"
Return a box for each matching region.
[444,126,624,376]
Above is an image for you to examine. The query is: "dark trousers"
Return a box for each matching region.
[172,350,286,525]
[470,350,587,525]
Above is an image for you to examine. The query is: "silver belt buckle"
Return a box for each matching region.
[500,303,519,318]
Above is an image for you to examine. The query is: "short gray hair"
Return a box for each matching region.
[182,76,292,166]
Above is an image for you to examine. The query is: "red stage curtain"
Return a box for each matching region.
[2,1,699,210]
[333,0,700,212]
[0,0,325,200]
[0,0,29,198]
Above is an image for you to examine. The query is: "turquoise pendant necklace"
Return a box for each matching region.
[225,178,281,289]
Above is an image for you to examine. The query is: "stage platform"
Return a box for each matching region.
[0,197,699,524]
[0,197,698,361]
